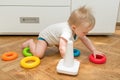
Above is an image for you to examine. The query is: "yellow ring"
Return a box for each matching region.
[20,56,40,68]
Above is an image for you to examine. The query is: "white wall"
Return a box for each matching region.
[117,2,120,22]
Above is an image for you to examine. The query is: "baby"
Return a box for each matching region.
[22,6,103,58]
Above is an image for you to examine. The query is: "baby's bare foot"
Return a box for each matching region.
[21,39,33,49]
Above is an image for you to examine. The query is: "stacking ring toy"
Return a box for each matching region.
[89,53,106,64]
[20,56,40,68]
[1,52,18,61]
[23,47,33,57]
[74,48,80,57]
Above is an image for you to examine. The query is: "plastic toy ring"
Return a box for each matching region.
[23,47,33,57]
[89,54,106,64]
[1,52,18,61]
[20,56,40,68]
[74,48,80,57]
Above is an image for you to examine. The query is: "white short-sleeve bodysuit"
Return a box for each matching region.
[38,22,76,46]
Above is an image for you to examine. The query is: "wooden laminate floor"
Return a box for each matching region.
[0,30,120,80]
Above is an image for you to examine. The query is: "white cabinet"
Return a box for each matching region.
[0,7,70,34]
[0,0,119,35]
[0,0,70,6]
[0,0,70,35]
[72,0,120,35]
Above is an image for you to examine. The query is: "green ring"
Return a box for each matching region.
[23,47,33,57]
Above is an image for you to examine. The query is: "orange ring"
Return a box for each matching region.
[1,52,18,61]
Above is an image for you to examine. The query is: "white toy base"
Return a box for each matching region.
[56,59,80,75]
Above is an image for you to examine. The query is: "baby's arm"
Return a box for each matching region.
[59,37,67,58]
[79,36,103,58]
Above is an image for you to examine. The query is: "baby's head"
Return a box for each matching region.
[68,6,95,37]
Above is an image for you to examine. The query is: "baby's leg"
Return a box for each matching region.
[22,39,47,58]
[34,40,47,58]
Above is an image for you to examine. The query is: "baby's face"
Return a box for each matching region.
[74,22,94,37]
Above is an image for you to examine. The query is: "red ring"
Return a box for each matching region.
[89,53,106,64]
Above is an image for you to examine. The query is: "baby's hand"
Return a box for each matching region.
[93,50,104,58]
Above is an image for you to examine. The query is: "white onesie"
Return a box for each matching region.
[38,22,76,46]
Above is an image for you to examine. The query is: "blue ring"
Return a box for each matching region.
[74,48,80,57]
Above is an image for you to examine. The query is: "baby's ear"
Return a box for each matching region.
[71,25,77,31]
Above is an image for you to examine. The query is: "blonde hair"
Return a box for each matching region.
[68,6,95,28]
